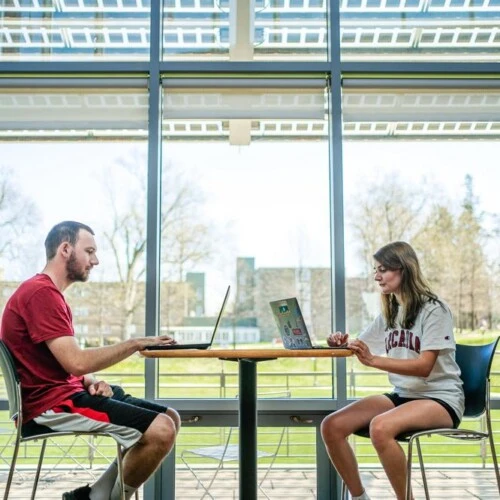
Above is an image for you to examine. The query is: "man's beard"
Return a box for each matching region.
[66,251,89,282]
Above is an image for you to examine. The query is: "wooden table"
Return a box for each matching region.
[142,348,352,500]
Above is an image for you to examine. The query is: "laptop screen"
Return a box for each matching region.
[269,298,314,349]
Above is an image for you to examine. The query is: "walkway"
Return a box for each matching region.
[0,467,499,498]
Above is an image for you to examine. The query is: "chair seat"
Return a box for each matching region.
[341,340,500,500]
[185,444,273,461]
[354,427,415,442]
[0,340,131,500]
[354,425,488,443]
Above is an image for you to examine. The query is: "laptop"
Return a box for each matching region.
[269,297,348,350]
[144,285,230,350]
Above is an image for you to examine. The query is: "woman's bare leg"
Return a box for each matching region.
[320,395,395,496]
[369,400,453,500]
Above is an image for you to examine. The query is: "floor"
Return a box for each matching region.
[1,466,499,499]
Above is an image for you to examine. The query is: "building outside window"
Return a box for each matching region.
[0,1,499,499]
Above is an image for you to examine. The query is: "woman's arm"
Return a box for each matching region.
[348,339,439,378]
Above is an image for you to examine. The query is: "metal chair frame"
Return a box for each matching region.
[180,391,290,499]
[181,426,287,499]
[342,338,500,500]
[0,340,128,500]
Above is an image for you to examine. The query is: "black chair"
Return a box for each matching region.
[0,340,131,500]
[342,338,500,500]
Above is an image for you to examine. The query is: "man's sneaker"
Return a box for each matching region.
[62,484,91,500]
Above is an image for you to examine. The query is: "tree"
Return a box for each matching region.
[454,175,489,330]
[0,166,41,279]
[161,182,213,282]
[412,205,461,310]
[486,213,500,329]
[100,149,214,339]
[398,174,490,331]
[347,172,495,333]
[348,171,430,284]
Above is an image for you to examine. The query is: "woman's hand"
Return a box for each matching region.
[327,331,349,347]
[348,339,375,367]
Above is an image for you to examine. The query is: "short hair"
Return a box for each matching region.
[44,221,95,260]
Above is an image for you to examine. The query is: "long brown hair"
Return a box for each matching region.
[374,241,440,329]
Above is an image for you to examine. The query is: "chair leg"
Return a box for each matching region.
[3,436,21,500]
[199,461,221,499]
[114,443,140,500]
[406,437,413,500]
[415,438,430,500]
[115,443,126,500]
[258,427,287,491]
[180,452,216,499]
[31,439,48,500]
[487,419,500,494]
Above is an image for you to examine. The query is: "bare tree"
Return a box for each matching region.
[454,175,489,330]
[100,149,213,339]
[485,213,500,330]
[161,184,213,282]
[347,172,430,283]
[350,172,492,332]
[413,204,464,316]
[0,166,41,278]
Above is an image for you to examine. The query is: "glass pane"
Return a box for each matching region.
[340,0,500,62]
[0,0,150,61]
[162,0,327,61]
[0,87,149,396]
[0,87,148,137]
[176,426,318,496]
[342,84,500,399]
[158,80,332,398]
[353,406,500,468]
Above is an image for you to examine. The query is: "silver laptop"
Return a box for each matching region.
[144,285,230,350]
[269,297,346,350]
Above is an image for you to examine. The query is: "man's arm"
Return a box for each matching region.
[46,335,175,376]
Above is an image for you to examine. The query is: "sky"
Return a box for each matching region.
[1,139,499,312]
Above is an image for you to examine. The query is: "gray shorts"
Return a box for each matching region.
[22,386,168,450]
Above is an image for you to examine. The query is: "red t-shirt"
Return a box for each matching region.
[0,274,85,423]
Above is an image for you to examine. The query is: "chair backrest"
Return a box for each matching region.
[0,340,22,422]
[456,338,499,418]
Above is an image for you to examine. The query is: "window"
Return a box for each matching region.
[0,84,150,395]
[342,81,500,399]
[340,0,500,62]
[162,0,327,60]
[158,78,333,399]
[0,0,151,60]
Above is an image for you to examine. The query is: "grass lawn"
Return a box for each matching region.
[0,330,498,467]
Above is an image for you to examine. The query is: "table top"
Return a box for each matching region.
[141,348,352,359]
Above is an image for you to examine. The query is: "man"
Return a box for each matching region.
[0,221,181,500]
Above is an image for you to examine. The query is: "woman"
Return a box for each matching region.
[321,241,464,500]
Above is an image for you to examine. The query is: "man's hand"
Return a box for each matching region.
[87,380,113,397]
[136,335,177,351]
[327,331,349,347]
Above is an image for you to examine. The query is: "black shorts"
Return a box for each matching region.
[384,392,461,429]
[23,386,168,448]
